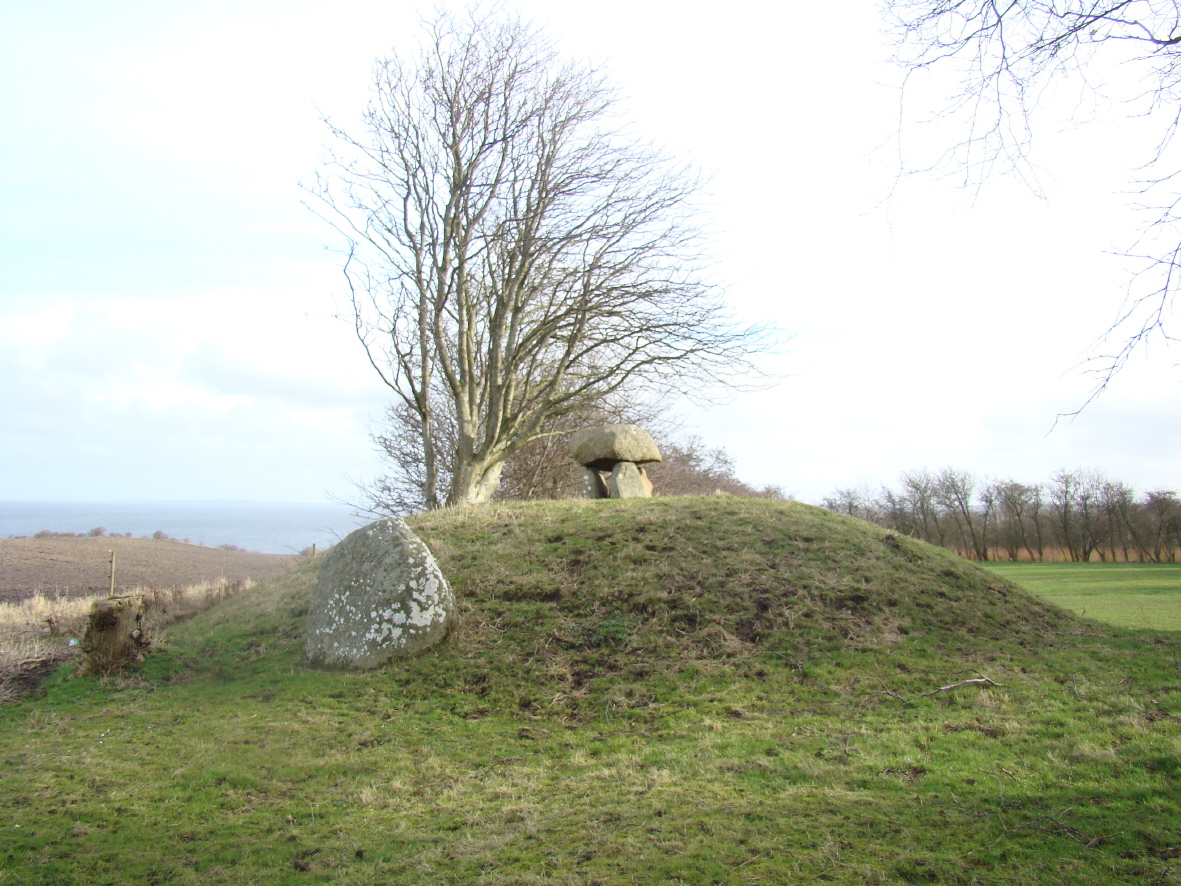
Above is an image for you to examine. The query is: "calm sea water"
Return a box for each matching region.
[0,501,368,555]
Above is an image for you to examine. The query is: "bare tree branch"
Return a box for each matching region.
[885,0,1181,404]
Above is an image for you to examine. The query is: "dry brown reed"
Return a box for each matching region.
[947,545,1161,563]
[0,578,254,701]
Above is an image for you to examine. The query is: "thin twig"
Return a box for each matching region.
[871,674,1003,705]
[910,676,1004,701]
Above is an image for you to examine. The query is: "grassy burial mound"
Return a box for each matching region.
[1,498,1178,885]
[409,497,1076,702]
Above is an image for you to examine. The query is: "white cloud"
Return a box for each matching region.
[0,290,389,501]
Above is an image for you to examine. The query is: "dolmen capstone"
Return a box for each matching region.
[305,518,455,669]
[569,423,662,499]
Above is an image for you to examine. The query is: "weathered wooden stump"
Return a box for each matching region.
[79,596,151,675]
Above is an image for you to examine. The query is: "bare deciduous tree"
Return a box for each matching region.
[937,467,989,560]
[1143,489,1181,561]
[884,1,1181,402]
[902,469,947,546]
[360,398,458,518]
[309,7,762,508]
[821,484,884,523]
[645,437,785,499]
[993,480,1043,561]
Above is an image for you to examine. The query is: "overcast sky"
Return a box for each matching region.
[2,0,1177,505]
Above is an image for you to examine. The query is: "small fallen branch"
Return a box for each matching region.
[911,675,1003,700]
[990,806,1123,849]
[872,674,1003,705]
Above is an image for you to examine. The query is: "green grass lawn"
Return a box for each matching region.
[1,500,1178,885]
[986,562,1181,631]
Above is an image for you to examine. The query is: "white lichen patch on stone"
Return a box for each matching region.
[304,518,455,669]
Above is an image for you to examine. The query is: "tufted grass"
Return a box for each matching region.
[0,498,1178,884]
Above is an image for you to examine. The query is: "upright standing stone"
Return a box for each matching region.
[305,519,455,669]
[609,461,653,498]
[582,468,610,499]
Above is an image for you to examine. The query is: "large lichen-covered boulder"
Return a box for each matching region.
[569,424,662,471]
[305,519,455,669]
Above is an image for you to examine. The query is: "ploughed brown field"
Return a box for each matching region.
[0,535,296,604]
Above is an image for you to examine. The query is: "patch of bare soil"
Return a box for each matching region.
[0,536,296,604]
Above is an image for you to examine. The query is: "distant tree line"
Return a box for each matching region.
[23,529,199,543]
[822,469,1180,563]
[30,528,134,539]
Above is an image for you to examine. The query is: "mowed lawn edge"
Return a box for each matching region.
[986,561,1181,631]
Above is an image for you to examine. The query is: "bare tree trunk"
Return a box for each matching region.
[448,458,505,507]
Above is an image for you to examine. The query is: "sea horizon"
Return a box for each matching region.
[0,500,370,555]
